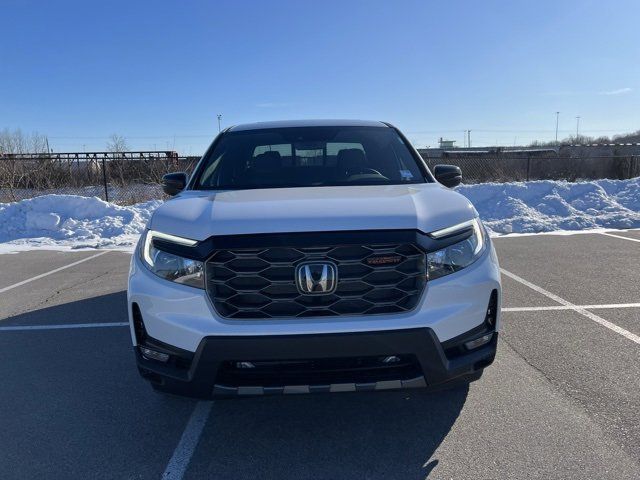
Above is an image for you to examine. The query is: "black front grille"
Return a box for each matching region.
[206,243,426,318]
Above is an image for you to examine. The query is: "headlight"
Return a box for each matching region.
[427,218,487,280]
[140,230,204,289]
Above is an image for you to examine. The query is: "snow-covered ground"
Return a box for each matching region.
[0,178,638,252]
[458,177,640,234]
[0,195,161,252]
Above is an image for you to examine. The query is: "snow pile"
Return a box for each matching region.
[457,178,640,234]
[0,178,638,252]
[0,195,162,250]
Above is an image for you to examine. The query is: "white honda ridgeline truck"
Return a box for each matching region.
[128,120,501,398]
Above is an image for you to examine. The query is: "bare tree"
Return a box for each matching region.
[0,128,48,154]
[106,134,129,153]
[529,129,640,148]
[0,129,51,201]
[105,134,131,187]
[613,130,640,143]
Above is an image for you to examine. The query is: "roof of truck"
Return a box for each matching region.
[228,119,388,131]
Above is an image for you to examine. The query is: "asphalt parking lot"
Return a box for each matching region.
[0,231,639,480]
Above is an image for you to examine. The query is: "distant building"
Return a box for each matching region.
[438,137,456,149]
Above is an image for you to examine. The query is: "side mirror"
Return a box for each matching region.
[162,172,187,196]
[434,165,462,188]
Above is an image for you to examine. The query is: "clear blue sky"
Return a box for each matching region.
[1,0,638,153]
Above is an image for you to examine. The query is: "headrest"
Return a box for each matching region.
[337,148,366,171]
[249,151,281,171]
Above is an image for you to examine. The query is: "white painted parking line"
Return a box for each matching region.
[501,268,640,345]
[0,322,128,332]
[162,401,213,480]
[600,232,640,243]
[4,305,637,331]
[503,303,640,312]
[0,251,109,294]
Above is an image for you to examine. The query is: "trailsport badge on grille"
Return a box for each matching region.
[295,262,338,295]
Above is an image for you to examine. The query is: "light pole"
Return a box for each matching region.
[217,114,222,132]
[575,116,580,141]
[555,112,560,143]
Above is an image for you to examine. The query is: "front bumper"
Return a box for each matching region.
[136,326,497,398]
[129,232,501,398]
[127,241,501,352]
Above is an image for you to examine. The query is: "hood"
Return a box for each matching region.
[149,184,477,241]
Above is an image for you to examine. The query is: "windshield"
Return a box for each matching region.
[193,126,428,190]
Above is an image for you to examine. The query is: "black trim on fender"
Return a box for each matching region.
[441,288,498,359]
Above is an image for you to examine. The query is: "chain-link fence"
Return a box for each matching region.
[1,151,639,205]
[420,151,640,184]
[0,151,200,204]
